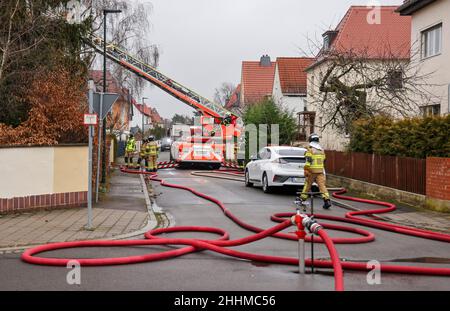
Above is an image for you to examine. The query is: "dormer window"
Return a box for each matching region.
[322,30,338,51]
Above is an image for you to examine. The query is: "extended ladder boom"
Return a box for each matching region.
[85,33,233,120]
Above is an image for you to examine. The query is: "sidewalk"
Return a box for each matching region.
[332,196,450,233]
[0,167,158,251]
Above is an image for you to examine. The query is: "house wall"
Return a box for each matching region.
[0,145,88,213]
[306,59,411,151]
[410,0,450,114]
[272,65,306,115]
[110,98,131,133]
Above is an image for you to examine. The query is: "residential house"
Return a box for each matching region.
[305,6,411,151]
[272,57,315,115]
[240,55,276,107]
[397,0,450,115]
[89,70,132,139]
[132,99,153,134]
[150,107,164,128]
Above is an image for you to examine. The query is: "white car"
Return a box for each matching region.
[245,146,307,193]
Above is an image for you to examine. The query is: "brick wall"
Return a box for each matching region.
[0,191,87,214]
[426,157,450,201]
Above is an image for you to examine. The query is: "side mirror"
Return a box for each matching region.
[250,155,257,161]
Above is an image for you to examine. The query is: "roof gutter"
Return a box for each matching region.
[396,0,437,15]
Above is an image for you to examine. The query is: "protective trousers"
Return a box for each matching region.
[147,155,158,171]
[125,151,137,169]
[300,173,330,201]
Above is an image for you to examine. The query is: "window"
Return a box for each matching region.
[297,111,315,141]
[323,36,330,50]
[422,23,442,59]
[387,70,404,90]
[421,104,441,116]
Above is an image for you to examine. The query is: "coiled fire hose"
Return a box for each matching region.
[22,166,450,292]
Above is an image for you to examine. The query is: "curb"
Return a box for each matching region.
[331,196,449,233]
[0,173,165,254]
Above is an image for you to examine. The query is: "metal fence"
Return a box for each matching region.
[325,151,426,195]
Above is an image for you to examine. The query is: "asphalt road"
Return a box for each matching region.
[0,152,449,291]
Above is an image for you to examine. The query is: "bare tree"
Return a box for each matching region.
[214,82,236,107]
[82,0,159,97]
[304,38,440,134]
[0,0,49,83]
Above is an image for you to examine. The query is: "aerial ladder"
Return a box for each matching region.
[84,33,243,165]
[85,34,241,128]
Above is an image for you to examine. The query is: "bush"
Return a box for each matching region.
[0,67,88,146]
[349,115,450,158]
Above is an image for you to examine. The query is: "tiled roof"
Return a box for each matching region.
[225,84,241,109]
[241,61,276,104]
[276,58,315,94]
[150,108,163,124]
[310,6,411,68]
[134,103,152,118]
[133,100,163,124]
[89,70,122,94]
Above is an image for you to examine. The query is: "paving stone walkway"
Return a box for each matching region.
[0,168,154,249]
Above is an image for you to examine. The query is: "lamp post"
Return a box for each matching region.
[101,8,122,189]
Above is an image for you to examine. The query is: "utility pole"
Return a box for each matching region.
[101,8,122,190]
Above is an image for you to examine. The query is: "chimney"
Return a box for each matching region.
[260,55,271,67]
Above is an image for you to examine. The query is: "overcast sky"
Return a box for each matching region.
[135,0,402,119]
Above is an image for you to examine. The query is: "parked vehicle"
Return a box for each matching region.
[245,146,307,193]
[160,137,172,151]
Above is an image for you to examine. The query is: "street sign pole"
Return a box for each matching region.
[87,81,95,229]
[95,93,104,203]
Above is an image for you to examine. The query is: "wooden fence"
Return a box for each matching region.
[325,151,426,195]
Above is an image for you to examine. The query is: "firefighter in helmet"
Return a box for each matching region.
[222,112,232,126]
[299,133,331,209]
[146,135,159,172]
[125,134,137,169]
[138,138,149,170]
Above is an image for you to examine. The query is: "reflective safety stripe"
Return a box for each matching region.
[304,147,325,173]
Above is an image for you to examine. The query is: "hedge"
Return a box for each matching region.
[349,115,450,158]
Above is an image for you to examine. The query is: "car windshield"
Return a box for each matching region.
[276,149,305,156]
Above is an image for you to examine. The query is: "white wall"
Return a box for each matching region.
[0,147,54,198]
[0,146,88,198]
[410,0,450,114]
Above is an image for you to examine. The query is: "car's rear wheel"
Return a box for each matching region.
[245,170,253,187]
[262,173,272,193]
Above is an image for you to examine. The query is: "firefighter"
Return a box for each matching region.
[137,138,149,170]
[146,135,159,172]
[125,134,137,169]
[299,133,331,209]
[222,112,232,126]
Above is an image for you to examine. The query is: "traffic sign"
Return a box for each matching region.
[92,93,120,120]
[83,113,98,125]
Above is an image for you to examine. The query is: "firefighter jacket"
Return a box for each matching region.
[147,141,158,156]
[140,142,147,157]
[304,146,326,174]
[126,138,136,152]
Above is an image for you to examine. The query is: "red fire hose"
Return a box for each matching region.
[22,167,450,292]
